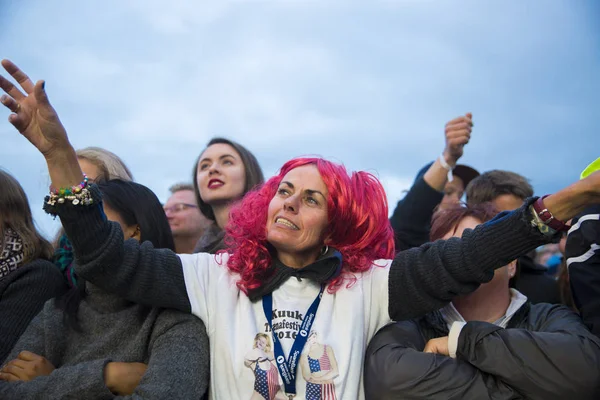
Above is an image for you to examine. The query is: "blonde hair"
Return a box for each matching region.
[253,333,272,352]
[76,147,134,182]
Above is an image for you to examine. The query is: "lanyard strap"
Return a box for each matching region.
[262,285,324,396]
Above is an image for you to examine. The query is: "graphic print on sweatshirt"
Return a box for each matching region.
[248,306,339,400]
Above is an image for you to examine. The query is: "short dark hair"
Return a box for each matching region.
[192,137,264,221]
[466,170,533,205]
[430,202,499,242]
[99,180,175,250]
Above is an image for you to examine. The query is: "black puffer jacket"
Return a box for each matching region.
[365,302,600,400]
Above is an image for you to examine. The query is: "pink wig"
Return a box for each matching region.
[224,157,395,295]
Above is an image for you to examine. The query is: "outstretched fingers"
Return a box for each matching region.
[0,94,19,113]
[1,59,35,94]
[0,74,26,101]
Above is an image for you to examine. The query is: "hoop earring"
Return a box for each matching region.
[321,245,329,256]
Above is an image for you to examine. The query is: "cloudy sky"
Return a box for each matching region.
[1,0,599,238]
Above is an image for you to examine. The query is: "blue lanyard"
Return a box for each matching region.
[262,285,325,397]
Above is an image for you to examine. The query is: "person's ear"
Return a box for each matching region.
[129,225,141,242]
[507,260,517,278]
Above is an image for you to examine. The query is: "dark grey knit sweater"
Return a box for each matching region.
[47,185,554,322]
[0,259,67,364]
[0,283,209,399]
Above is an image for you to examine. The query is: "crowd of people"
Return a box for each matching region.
[0,58,599,399]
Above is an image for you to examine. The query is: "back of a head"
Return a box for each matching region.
[466,170,533,205]
[430,202,499,241]
[0,169,53,262]
[192,137,265,221]
[97,179,175,251]
[76,146,134,182]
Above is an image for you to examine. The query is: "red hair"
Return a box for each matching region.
[430,202,499,242]
[224,157,395,294]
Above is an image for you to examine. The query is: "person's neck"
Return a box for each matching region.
[174,233,204,254]
[212,204,231,230]
[277,251,320,269]
[452,286,511,323]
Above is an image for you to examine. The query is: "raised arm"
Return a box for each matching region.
[0,60,191,312]
[364,321,519,400]
[390,114,473,251]
[388,173,600,321]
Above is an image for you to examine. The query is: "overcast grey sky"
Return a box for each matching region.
[1,0,599,238]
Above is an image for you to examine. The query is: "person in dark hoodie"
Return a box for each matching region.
[390,113,479,251]
[466,170,561,304]
[365,203,600,400]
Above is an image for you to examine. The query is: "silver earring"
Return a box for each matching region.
[321,245,329,255]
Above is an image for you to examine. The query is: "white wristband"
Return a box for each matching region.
[438,154,455,182]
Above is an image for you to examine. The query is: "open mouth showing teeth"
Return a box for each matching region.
[208,180,224,188]
[276,217,299,230]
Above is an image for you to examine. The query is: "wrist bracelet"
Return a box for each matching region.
[49,174,89,196]
[438,154,455,182]
[531,195,571,233]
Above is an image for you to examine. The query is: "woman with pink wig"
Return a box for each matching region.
[2,59,600,399]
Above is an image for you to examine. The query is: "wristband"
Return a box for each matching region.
[531,195,571,233]
[438,154,455,182]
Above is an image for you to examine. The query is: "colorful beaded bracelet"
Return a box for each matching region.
[45,187,94,207]
[49,174,89,196]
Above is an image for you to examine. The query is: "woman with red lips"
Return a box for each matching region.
[191,138,264,253]
[3,59,600,399]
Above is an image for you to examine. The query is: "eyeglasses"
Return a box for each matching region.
[163,203,198,214]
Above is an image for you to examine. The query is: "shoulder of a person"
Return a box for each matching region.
[3,258,64,286]
[526,302,581,328]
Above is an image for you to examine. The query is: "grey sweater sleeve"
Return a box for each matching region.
[0,261,66,364]
[0,359,114,400]
[46,185,192,312]
[388,199,553,321]
[457,305,600,400]
[364,321,519,400]
[116,310,210,400]
[0,301,115,400]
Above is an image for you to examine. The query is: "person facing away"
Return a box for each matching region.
[2,59,600,398]
[0,179,209,399]
[0,169,67,364]
[390,113,479,251]
[191,137,264,253]
[466,170,562,304]
[364,203,600,400]
[164,183,211,254]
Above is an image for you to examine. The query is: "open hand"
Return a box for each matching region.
[0,351,55,381]
[443,113,473,165]
[0,59,70,159]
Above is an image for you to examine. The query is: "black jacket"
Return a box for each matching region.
[365,302,600,400]
[0,259,67,363]
[567,205,600,336]
[514,254,561,304]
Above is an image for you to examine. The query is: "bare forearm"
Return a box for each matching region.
[45,148,84,190]
[423,156,451,192]
[544,178,597,222]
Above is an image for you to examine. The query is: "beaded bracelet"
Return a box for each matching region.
[49,174,89,196]
[45,174,94,207]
